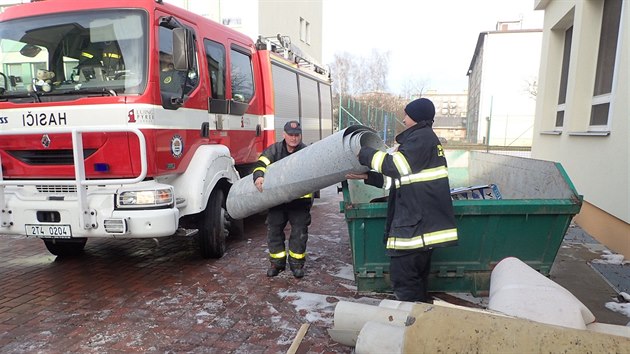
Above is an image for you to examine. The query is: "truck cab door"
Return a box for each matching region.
[205,40,261,165]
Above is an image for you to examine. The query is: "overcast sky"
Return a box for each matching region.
[0,0,544,93]
[323,0,544,93]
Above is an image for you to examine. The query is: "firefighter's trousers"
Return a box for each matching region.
[266,201,312,268]
[389,249,433,302]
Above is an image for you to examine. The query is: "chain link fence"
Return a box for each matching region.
[335,95,532,158]
[335,96,402,147]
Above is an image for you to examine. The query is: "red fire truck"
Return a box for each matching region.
[0,0,333,258]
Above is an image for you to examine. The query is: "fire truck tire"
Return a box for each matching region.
[198,188,228,258]
[43,238,87,257]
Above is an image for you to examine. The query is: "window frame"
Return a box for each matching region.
[555,26,573,131]
[204,38,226,100]
[588,0,623,131]
[229,45,255,104]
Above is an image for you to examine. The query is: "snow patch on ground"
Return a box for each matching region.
[267,302,283,324]
[604,302,630,326]
[605,302,630,317]
[311,233,342,243]
[277,291,340,326]
[592,250,629,265]
[331,263,355,281]
[339,283,357,291]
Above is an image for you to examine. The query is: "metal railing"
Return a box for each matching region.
[0,126,147,230]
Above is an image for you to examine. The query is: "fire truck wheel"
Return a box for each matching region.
[198,188,228,258]
[43,238,87,257]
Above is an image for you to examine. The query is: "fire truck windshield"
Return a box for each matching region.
[0,10,148,101]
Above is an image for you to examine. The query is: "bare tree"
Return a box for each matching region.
[400,76,430,100]
[329,50,391,96]
[364,49,390,92]
[351,50,390,94]
[329,52,355,96]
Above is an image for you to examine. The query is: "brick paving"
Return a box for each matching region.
[0,186,391,353]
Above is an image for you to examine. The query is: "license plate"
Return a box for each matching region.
[26,224,72,238]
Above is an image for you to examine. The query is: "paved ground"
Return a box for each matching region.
[0,186,387,353]
[550,225,629,326]
[1,185,628,353]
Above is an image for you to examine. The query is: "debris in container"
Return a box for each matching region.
[450,184,502,200]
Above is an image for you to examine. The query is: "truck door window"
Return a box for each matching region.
[229,47,254,103]
[204,39,226,100]
[158,25,199,109]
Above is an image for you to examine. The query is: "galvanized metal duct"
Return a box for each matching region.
[226,125,385,220]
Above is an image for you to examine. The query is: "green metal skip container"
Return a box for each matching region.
[339,151,583,296]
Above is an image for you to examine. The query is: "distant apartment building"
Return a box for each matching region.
[466,22,542,146]
[532,0,628,258]
[165,0,323,65]
[423,92,468,143]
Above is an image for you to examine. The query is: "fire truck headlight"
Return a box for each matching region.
[117,188,174,208]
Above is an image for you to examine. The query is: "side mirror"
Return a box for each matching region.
[172,28,193,71]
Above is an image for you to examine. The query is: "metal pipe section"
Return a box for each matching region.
[328,301,411,347]
[355,321,404,354]
[226,125,385,220]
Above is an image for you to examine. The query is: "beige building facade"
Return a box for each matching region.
[163,0,323,64]
[532,0,628,258]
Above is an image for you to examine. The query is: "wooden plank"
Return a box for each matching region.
[287,323,310,354]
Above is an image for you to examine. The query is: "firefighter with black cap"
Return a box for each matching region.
[253,120,313,278]
[347,98,458,302]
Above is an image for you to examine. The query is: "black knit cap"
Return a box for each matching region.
[404,98,435,122]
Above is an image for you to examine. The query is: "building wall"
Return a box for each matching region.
[163,0,323,65]
[532,0,629,257]
[258,0,323,64]
[466,44,483,143]
[470,30,542,147]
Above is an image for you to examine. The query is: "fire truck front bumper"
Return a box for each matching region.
[0,187,179,239]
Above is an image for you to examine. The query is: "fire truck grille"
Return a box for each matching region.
[7,149,97,165]
[36,185,77,194]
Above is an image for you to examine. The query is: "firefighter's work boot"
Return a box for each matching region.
[266,263,285,277]
[292,268,304,278]
[290,263,305,278]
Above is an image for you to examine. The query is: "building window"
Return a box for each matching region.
[590,0,622,129]
[306,20,311,44]
[300,17,311,44]
[556,26,572,129]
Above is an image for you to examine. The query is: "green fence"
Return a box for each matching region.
[336,96,402,147]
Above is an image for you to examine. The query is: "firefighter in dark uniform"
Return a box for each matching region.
[253,120,313,278]
[348,98,458,302]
